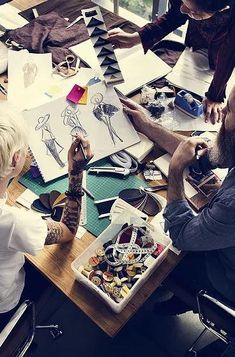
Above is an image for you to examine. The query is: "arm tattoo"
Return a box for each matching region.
[70,160,85,176]
[45,220,64,245]
[61,199,82,235]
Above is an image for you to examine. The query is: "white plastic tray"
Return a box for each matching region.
[71,211,171,313]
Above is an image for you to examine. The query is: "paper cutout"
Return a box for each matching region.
[66,84,85,104]
[86,76,102,86]
[97,47,114,57]
[94,36,110,48]
[100,56,117,66]
[87,17,104,27]
[104,66,121,76]
[90,26,107,37]
[78,86,88,105]
[81,6,124,85]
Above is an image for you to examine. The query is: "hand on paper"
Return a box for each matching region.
[121,97,153,135]
[170,137,208,172]
[68,135,93,175]
[108,28,141,49]
[203,97,224,125]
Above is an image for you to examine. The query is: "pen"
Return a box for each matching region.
[80,142,87,161]
[0,84,7,95]
[82,186,95,200]
[72,135,87,161]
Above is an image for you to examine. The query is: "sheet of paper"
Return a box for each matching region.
[158,103,221,132]
[8,50,97,110]
[0,3,28,29]
[166,48,235,99]
[8,50,53,110]
[71,41,172,96]
[81,6,124,85]
[22,81,139,182]
[66,84,85,104]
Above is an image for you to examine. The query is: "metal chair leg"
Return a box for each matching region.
[186,328,208,356]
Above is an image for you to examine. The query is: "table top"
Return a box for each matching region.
[2,0,183,337]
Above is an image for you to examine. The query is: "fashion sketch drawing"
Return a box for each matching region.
[91,93,123,145]
[61,105,87,137]
[35,114,65,167]
[22,62,38,88]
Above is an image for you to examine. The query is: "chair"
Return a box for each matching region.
[0,300,62,357]
[187,290,235,356]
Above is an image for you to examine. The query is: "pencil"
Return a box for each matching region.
[82,186,95,200]
[0,84,7,95]
[80,142,87,161]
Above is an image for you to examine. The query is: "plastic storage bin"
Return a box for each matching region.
[71,210,171,313]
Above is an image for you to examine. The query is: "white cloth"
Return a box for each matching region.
[0,195,47,313]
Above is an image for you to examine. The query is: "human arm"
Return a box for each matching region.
[163,137,235,252]
[121,97,186,155]
[108,0,187,51]
[204,22,235,123]
[45,136,93,245]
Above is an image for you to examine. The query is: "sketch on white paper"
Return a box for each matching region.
[35,114,65,168]
[61,105,88,137]
[22,62,38,88]
[23,81,139,182]
[91,93,122,145]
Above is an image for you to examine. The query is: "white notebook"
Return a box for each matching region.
[70,41,171,96]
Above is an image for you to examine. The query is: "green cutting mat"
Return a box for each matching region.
[19,159,148,237]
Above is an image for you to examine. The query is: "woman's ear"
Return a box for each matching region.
[11,151,20,169]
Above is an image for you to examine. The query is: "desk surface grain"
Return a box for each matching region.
[4,0,183,337]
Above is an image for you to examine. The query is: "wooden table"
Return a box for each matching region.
[2,0,183,337]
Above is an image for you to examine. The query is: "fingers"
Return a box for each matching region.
[203,99,223,124]
[120,97,138,109]
[108,28,123,36]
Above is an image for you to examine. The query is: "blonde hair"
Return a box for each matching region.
[0,103,28,178]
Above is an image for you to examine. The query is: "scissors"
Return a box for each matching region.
[66,15,83,29]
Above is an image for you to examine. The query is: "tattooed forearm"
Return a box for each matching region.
[45,220,64,245]
[61,199,82,235]
[70,160,85,176]
[68,174,83,192]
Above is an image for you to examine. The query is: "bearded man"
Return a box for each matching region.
[121,87,235,313]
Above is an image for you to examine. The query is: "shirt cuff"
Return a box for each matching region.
[163,199,194,232]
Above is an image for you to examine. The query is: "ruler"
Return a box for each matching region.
[80,173,87,226]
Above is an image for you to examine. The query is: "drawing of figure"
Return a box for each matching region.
[91,93,123,145]
[35,114,65,168]
[22,62,38,88]
[61,105,87,137]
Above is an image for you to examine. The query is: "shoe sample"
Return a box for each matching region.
[154,296,192,315]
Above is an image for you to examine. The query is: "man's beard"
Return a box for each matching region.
[209,121,235,168]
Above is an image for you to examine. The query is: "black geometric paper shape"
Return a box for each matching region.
[94,36,109,48]
[90,26,107,37]
[100,56,117,66]
[104,66,121,76]
[84,10,97,17]
[97,47,114,57]
[87,17,104,28]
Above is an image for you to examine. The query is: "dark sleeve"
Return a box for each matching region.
[164,194,235,251]
[206,23,235,102]
[138,0,188,53]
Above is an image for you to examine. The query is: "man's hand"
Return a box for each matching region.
[68,135,93,176]
[108,28,141,49]
[170,137,208,172]
[121,97,153,135]
[203,97,224,124]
